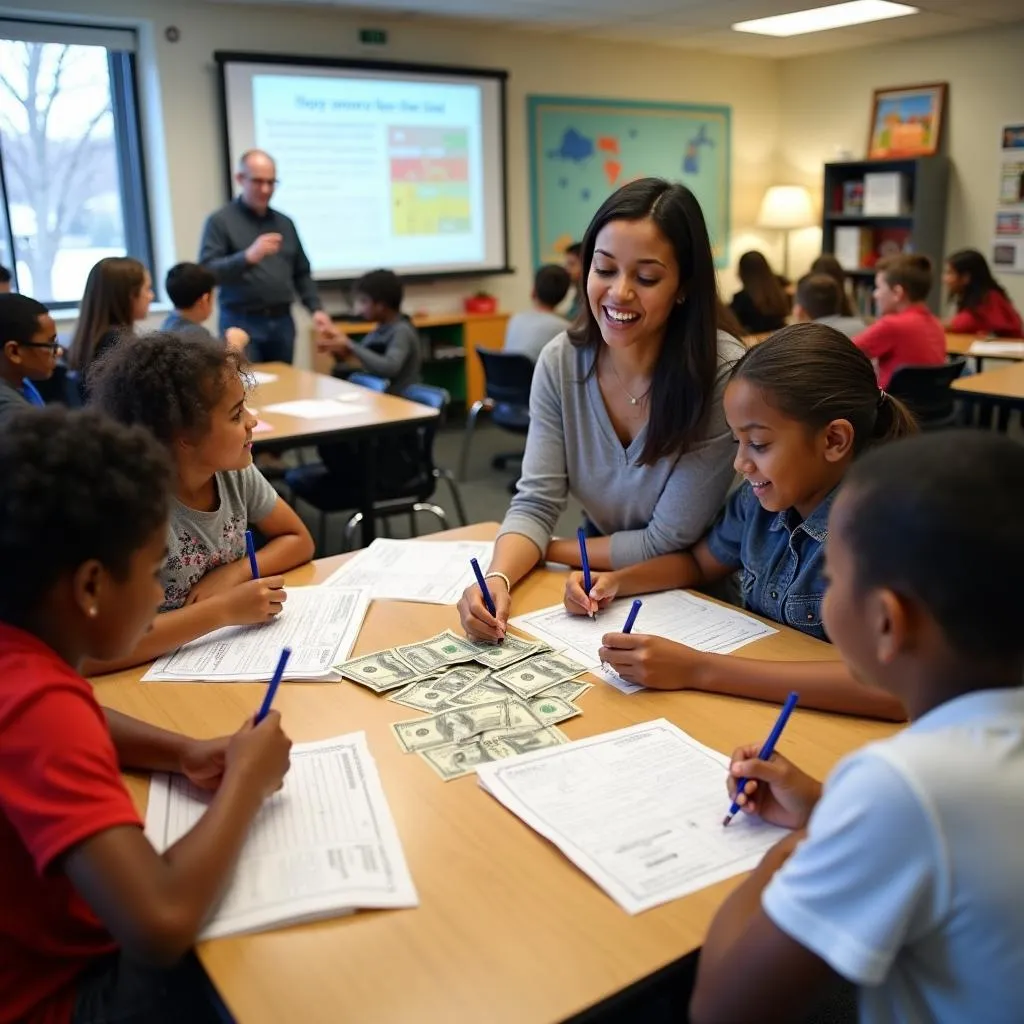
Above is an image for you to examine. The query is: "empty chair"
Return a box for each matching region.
[347,371,390,392]
[887,356,966,430]
[458,347,534,482]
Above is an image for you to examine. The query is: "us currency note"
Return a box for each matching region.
[391,699,511,753]
[396,630,482,675]
[536,679,593,704]
[387,666,490,713]
[442,675,514,709]
[335,648,421,693]
[419,725,568,781]
[491,652,591,699]
[469,633,551,670]
[526,694,581,727]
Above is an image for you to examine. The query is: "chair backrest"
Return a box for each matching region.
[475,348,534,406]
[348,371,390,393]
[888,356,966,428]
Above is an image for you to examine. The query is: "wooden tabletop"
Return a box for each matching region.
[92,525,899,1024]
[248,362,437,451]
[945,332,1024,359]
[334,311,509,337]
[952,360,1024,402]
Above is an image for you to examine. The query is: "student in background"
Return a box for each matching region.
[458,177,744,642]
[87,332,314,673]
[162,262,249,352]
[317,269,421,394]
[567,324,911,720]
[563,241,583,320]
[944,248,1024,337]
[503,264,570,363]
[854,254,945,388]
[0,293,58,422]
[690,431,1024,1024]
[0,406,292,1024]
[810,253,856,317]
[68,257,153,382]
[792,273,867,338]
[730,251,789,334]
[0,264,11,293]
[715,300,745,341]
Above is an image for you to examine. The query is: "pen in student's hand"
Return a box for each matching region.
[723,691,799,827]
[256,647,291,724]
[470,557,496,617]
[245,529,260,580]
[577,527,593,616]
[622,599,642,634]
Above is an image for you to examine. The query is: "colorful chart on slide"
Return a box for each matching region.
[389,126,472,236]
[528,96,731,269]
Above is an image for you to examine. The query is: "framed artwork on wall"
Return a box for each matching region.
[867,83,947,159]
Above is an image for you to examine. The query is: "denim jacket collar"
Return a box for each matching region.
[768,486,839,544]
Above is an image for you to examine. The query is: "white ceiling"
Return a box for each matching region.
[208,0,1024,57]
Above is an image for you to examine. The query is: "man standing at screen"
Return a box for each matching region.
[199,149,335,363]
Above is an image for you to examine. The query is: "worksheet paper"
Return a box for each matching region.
[968,340,1024,357]
[477,720,787,915]
[249,370,278,385]
[143,586,369,681]
[145,733,418,939]
[510,591,777,695]
[261,399,364,419]
[322,538,495,605]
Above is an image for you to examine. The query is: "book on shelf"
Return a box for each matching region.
[841,181,864,215]
[863,172,910,216]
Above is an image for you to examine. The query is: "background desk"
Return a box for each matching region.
[315,312,510,409]
[952,360,1024,432]
[250,363,438,544]
[93,524,898,1024]
[945,332,1024,371]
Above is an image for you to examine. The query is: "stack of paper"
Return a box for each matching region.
[323,538,495,605]
[510,590,777,694]
[968,340,1024,357]
[143,586,369,682]
[145,733,418,938]
[477,720,788,914]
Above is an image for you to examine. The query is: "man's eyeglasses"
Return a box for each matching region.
[18,340,61,355]
[245,176,279,187]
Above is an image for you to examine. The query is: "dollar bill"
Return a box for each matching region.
[336,649,421,693]
[442,675,515,709]
[387,666,490,713]
[396,630,482,676]
[418,725,568,781]
[536,679,593,704]
[391,699,511,753]
[491,651,591,699]
[469,633,551,670]
[505,700,545,731]
[526,694,581,727]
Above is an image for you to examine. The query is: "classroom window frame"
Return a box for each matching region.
[0,19,155,310]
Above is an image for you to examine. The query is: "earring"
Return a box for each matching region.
[88,606,98,618]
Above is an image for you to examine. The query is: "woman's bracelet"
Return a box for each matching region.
[484,571,512,594]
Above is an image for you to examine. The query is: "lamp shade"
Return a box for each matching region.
[757,185,814,230]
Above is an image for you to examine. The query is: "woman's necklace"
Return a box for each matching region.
[606,356,652,406]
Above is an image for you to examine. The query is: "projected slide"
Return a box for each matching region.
[225,67,504,279]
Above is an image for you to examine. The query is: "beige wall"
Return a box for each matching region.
[8,0,780,359]
[778,21,1024,312]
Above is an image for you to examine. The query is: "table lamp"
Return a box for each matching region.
[757,185,814,279]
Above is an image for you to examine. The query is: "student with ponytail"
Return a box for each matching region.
[564,323,916,720]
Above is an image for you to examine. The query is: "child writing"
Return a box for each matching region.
[68,257,154,383]
[944,247,1024,337]
[853,253,946,388]
[565,323,913,720]
[87,331,314,672]
[690,430,1024,1024]
[0,406,292,1023]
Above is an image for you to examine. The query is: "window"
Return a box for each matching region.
[0,20,152,307]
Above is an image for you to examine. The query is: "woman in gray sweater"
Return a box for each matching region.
[459,178,743,641]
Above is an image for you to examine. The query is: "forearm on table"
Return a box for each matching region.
[692,657,907,721]
[545,535,613,570]
[253,534,313,576]
[103,709,190,773]
[487,533,545,588]
[609,551,707,592]
[82,602,228,677]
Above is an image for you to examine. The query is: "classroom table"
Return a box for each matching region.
[92,524,900,1024]
[945,332,1024,372]
[952,359,1024,433]
[248,362,438,545]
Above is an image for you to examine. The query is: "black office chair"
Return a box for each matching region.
[458,348,534,482]
[284,383,466,554]
[887,356,966,430]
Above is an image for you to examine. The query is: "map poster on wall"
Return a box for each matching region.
[527,96,731,270]
[993,121,1024,273]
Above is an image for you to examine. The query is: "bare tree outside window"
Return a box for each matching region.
[0,40,125,303]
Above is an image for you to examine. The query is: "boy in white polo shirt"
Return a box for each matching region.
[690,430,1024,1024]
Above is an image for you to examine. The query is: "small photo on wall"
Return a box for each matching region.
[992,239,1024,273]
[996,212,1024,236]
[1002,124,1024,150]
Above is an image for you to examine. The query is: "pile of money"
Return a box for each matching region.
[335,631,594,780]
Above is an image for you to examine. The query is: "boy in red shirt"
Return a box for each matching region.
[0,407,292,1024]
[854,254,946,388]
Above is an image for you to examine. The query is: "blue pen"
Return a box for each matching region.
[470,557,495,616]
[245,529,260,579]
[723,691,800,827]
[577,527,592,600]
[256,647,292,724]
[621,598,642,634]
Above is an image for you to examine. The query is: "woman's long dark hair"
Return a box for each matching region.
[568,178,720,465]
[737,250,790,319]
[69,257,146,373]
[946,248,1008,312]
[810,254,855,317]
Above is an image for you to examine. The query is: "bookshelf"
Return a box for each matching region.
[822,156,949,315]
